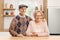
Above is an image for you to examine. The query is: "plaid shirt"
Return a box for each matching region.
[9,15,32,36]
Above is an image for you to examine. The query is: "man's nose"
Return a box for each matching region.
[23,9,25,11]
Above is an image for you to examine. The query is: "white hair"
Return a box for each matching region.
[34,10,43,18]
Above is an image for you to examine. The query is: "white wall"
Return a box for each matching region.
[48,0,60,7]
[48,0,60,34]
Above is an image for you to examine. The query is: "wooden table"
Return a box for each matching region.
[0,32,60,40]
[0,36,60,40]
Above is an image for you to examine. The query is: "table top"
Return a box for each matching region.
[0,36,60,40]
[0,32,60,40]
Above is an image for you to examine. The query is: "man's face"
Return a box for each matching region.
[19,7,27,15]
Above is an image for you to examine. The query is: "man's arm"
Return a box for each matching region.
[9,18,18,36]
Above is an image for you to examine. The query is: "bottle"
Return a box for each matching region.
[10,4,13,9]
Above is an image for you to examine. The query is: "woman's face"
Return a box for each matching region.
[35,12,42,22]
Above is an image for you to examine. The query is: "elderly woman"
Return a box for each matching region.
[26,11,49,37]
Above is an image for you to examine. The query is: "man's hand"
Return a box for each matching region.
[17,34,24,37]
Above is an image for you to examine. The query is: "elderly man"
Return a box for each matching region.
[9,4,32,37]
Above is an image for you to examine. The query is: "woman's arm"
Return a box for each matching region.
[26,21,38,37]
[38,32,49,37]
[38,20,49,37]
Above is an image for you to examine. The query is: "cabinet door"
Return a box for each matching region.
[0,0,4,31]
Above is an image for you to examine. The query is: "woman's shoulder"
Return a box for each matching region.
[42,19,46,22]
[41,19,47,25]
[41,19,47,24]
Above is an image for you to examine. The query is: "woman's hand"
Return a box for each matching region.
[31,32,38,37]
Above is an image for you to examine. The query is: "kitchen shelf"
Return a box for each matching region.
[3,15,15,17]
[3,8,15,10]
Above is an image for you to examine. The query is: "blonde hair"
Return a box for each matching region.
[34,10,43,18]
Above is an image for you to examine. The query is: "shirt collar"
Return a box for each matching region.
[19,14,25,18]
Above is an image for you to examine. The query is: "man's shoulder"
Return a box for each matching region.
[15,15,20,17]
[29,20,34,24]
[12,15,19,20]
[25,15,30,18]
[25,15,32,20]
